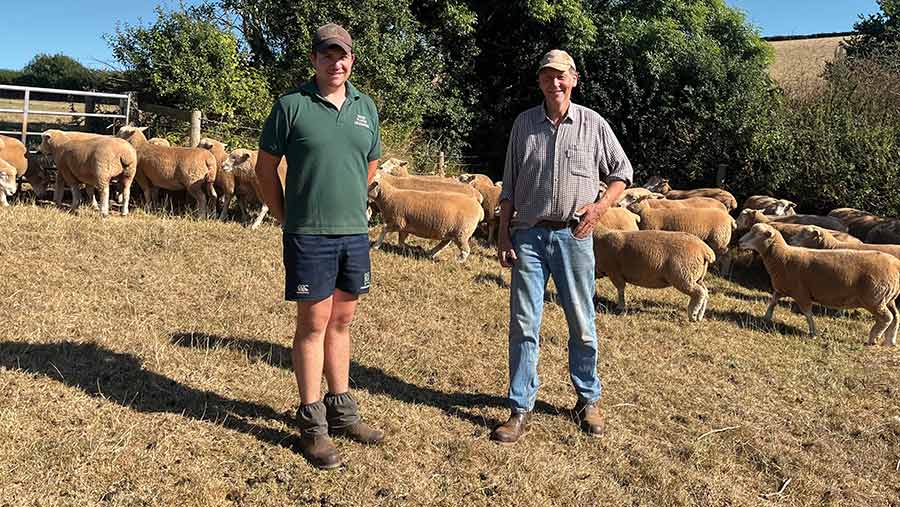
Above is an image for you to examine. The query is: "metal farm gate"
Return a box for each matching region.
[0,84,131,146]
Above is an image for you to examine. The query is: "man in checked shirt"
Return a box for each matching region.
[491,49,633,443]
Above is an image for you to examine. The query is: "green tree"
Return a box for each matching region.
[845,0,900,60]
[219,0,476,155]
[16,53,100,90]
[107,7,271,139]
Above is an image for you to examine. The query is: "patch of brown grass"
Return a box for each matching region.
[768,37,848,94]
[1,204,898,506]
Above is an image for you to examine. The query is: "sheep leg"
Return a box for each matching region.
[686,282,709,322]
[398,232,409,248]
[694,280,710,321]
[238,198,249,224]
[883,300,899,347]
[867,305,893,346]
[119,175,134,217]
[89,187,99,210]
[372,225,393,250]
[427,239,452,260]
[53,173,65,208]
[452,236,471,263]
[188,183,207,219]
[608,273,627,313]
[764,292,781,322]
[218,192,233,221]
[98,184,110,217]
[0,191,7,207]
[797,303,817,337]
[250,204,268,230]
[70,184,82,212]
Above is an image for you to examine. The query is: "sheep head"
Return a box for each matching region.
[38,130,68,155]
[738,223,778,252]
[643,176,670,193]
[379,158,409,176]
[735,209,766,231]
[222,149,253,173]
[116,126,149,146]
[0,159,17,197]
[790,226,827,248]
[768,200,797,216]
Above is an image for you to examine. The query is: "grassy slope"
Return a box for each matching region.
[768,37,847,91]
[0,205,898,506]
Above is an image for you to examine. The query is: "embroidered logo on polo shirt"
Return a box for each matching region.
[354,114,370,128]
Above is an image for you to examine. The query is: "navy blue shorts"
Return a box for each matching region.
[282,234,371,301]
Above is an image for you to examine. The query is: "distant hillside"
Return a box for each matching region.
[767,33,852,90]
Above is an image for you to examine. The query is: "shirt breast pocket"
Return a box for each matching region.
[564,144,593,178]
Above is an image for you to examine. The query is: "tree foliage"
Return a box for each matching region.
[107,7,271,141]
[16,53,103,90]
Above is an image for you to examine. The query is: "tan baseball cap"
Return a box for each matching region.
[313,23,353,54]
[538,49,576,73]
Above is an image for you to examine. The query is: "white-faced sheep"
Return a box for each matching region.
[593,229,715,321]
[628,195,727,212]
[742,195,797,216]
[616,187,665,208]
[116,126,217,217]
[735,209,849,235]
[631,200,735,260]
[596,207,641,231]
[376,172,483,203]
[828,207,885,240]
[790,226,900,260]
[865,220,900,245]
[367,175,484,262]
[0,135,28,205]
[198,137,234,220]
[221,148,287,229]
[379,158,410,176]
[39,130,137,216]
[739,223,900,346]
[459,173,501,243]
[642,176,737,210]
[0,159,18,206]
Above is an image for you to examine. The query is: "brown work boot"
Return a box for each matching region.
[324,392,384,445]
[573,399,604,437]
[296,401,342,469]
[490,411,531,444]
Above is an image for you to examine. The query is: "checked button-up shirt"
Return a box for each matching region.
[500,102,634,229]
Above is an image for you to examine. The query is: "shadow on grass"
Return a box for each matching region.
[704,308,808,336]
[473,272,509,289]
[169,331,563,430]
[372,242,431,260]
[0,340,298,449]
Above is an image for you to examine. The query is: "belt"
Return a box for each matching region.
[535,219,577,230]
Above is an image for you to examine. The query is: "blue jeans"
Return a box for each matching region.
[508,226,601,413]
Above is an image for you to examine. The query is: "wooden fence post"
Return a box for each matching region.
[716,163,727,188]
[438,151,445,177]
[190,110,202,147]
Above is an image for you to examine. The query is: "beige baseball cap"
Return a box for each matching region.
[538,49,576,73]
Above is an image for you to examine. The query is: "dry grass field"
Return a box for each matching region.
[768,36,847,91]
[0,98,87,125]
[1,204,898,506]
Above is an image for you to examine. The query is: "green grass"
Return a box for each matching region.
[0,204,898,506]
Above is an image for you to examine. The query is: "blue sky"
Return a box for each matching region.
[0,0,884,70]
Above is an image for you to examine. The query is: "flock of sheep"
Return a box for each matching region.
[374,161,900,348]
[0,128,285,229]
[2,129,900,347]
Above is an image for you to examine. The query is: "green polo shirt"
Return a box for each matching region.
[259,80,381,234]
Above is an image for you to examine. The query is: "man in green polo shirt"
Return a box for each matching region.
[255,23,383,470]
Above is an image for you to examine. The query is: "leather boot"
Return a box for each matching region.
[296,401,342,469]
[573,399,604,436]
[324,392,384,445]
[490,411,531,444]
